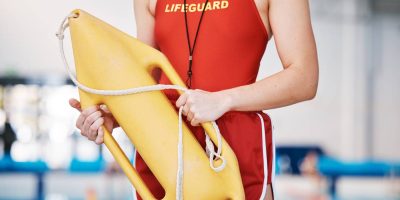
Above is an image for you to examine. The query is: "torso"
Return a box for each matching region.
[140,2,276,198]
[151,0,271,98]
[149,0,272,40]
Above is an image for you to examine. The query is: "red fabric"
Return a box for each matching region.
[155,0,268,94]
[136,0,274,199]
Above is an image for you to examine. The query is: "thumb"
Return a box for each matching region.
[99,104,111,113]
[69,98,82,112]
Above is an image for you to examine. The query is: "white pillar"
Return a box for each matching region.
[339,0,370,160]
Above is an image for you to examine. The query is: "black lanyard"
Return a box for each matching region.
[183,0,209,88]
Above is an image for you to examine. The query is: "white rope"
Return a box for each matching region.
[205,121,225,172]
[56,13,226,200]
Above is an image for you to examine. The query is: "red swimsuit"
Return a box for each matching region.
[135,0,275,199]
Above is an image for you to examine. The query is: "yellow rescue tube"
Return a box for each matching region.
[66,9,245,199]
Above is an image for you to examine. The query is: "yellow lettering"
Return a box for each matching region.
[221,1,229,9]
[213,1,221,10]
[174,4,181,12]
[189,4,196,12]
[197,3,205,11]
[205,2,212,11]
[165,4,171,12]
[164,1,229,13]
[181,4,186,12]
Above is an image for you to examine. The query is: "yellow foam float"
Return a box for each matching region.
[56,9,244,199]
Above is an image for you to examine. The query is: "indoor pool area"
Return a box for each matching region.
[0,0,399,199]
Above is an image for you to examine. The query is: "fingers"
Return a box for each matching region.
[186,108,194,121]
[76,106,98,129]
[76,106,99,138]
[88,117,104,141]
[189,106,200,126]
[99,104,111,113]
[176,91,189,108]
[184,103,201,126]
[183,103,190,116]
[176,91,200,126]
[178,91,193,116]
[95,128,105,145]
[73,103,107,145]
[190,118,200,126]
[83,111,102,140]
[69,98,82,112]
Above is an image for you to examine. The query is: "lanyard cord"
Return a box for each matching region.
[184,0,209,88]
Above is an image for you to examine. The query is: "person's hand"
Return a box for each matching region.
[69,98,118,144]
[175,89,232,126]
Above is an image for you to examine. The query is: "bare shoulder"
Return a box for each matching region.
[134,0,157,47]
[134,0,156,15]
[149,0,157,16]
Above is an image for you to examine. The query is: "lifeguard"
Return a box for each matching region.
[165,1,229,13]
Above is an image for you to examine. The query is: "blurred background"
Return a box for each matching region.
[0,0,399,199]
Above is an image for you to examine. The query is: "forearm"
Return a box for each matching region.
[220,0,321,112]
[222,65,318,112]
